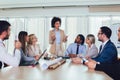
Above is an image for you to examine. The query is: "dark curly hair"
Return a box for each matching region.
[51,17,61,28]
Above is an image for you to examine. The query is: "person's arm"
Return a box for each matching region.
[0,47,21,67]
[49,30,55,44]
[20,49,35,61]
[62,30,67,42]
[64,44,72,56]
[92,46,117,63]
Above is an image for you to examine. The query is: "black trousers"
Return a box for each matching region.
[0,61,8,69]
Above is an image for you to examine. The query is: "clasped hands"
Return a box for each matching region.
[69,54,97,70]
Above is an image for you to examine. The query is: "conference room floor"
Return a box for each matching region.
[0,59,113,80]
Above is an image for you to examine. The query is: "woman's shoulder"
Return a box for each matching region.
[49,29,54,32]
[36,44,40,46]
[59,29,64,32]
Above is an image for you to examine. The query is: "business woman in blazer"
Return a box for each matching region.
[85,34,98,58]
[49,17,67,56]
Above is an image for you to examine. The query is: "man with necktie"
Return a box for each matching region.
[65,34,86,58]
[0,20,21,69]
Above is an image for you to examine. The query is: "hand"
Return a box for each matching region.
[69,54,77,58]
[15,41,21,49]
[85,56,90,60]
[65,36,68,41]
[71,57,82,64]
[51,34,56,41]
[85,59,97,70]
[34,55,40,61]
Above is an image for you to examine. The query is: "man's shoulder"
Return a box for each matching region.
[107,40,116,47]
[68,43,76,47]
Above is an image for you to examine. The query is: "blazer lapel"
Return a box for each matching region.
[98,40,110,56]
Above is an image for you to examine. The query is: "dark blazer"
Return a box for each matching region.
[92,40,118,63]
[95,60,120,80]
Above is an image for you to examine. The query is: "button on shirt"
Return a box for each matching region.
[0,39,21,68]
[65,43,86,56]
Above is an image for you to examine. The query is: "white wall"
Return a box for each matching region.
[0,2,120,56]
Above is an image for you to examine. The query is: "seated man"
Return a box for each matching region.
[72,26,118,64]
[86,27,120,80]
[0,20,21,69]
[65,34,86,58]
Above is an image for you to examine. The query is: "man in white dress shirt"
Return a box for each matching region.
[0,20,21,69]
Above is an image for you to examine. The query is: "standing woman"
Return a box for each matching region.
[49,17,67,56]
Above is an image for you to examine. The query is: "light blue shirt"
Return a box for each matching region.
[55,30,61,44]
[65,43,86,56]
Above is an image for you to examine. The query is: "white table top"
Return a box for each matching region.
[0,59,113,80]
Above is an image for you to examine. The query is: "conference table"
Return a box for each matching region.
[0,59,113,80]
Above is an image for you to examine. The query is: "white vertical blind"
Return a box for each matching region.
[0,16,120,56]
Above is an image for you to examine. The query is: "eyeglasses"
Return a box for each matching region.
[98,32,103,35]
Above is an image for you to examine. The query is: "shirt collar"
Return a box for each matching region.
[54,28,60,32]
[90,44,94,48]
[102,39,109,46]
[0,39,3,43]
[75,43,81,46]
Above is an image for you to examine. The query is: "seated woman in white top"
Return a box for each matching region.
[27,34,42,60]
[85,34,98,58]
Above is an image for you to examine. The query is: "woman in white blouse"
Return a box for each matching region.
[27,34,42,60]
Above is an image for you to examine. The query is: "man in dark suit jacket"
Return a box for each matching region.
[92,40,118,64]
[86,27,120,80]
[92,26,118,64]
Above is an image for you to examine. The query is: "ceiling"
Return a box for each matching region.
[0,0,120,9]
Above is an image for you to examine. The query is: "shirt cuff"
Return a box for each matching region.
[81,59,83,64]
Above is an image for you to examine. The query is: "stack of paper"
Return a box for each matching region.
[40,57,63,70]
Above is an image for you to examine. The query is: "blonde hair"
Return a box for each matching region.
[28,34,35,45]
[87,34,95,44]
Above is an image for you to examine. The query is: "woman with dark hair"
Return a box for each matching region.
[49,17,67,56]
[65,34,86,57]
[18,31,37,66]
